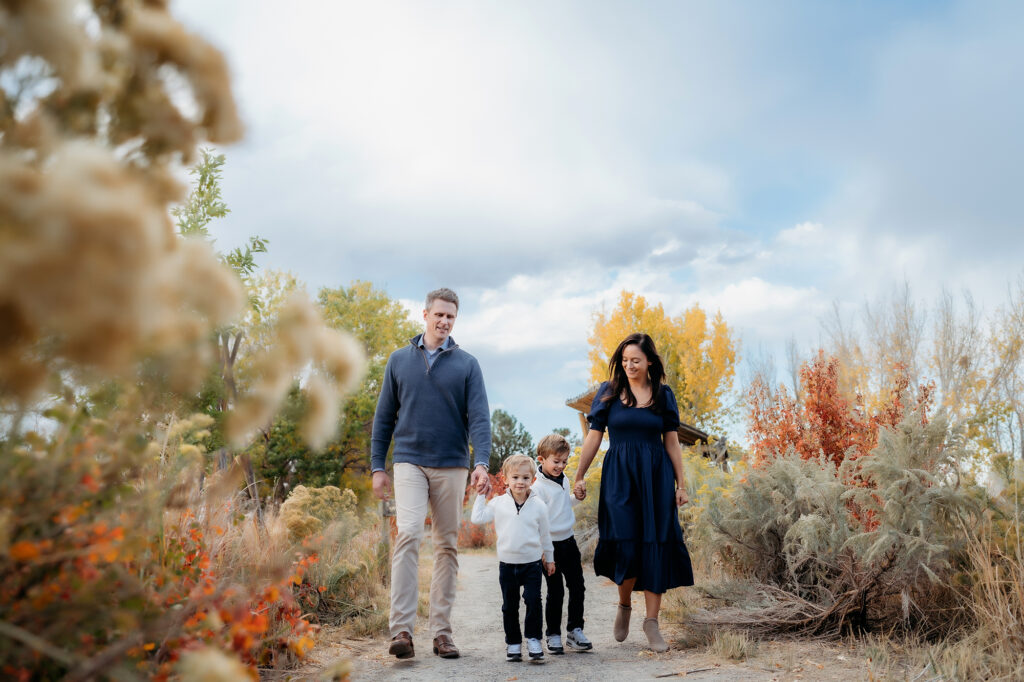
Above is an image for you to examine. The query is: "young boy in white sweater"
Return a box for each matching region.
[471,454,555,661]
[532,434,593,654]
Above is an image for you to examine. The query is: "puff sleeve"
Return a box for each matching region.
[661,384,681,433]
[587,381,612,432]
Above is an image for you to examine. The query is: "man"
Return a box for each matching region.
[371,287,492,660]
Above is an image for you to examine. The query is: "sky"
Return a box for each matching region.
[173,0,1024,444]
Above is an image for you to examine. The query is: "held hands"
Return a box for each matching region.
[573,479,586,501]
[543,560,556,576]
[675,486,689,507]
[471,465,492,497]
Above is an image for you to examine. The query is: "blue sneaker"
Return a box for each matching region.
[506,643,522,662]
[547,634,564,654]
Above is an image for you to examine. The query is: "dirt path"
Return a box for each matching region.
[298,552,853,681]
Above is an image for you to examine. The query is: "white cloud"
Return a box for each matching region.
[457,272,600,354]
[690,277,824,341]
[173,0,737,289]
[168,0,1024,442]
[777,221,824,246]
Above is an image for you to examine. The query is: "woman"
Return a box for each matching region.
[573,333,693,652]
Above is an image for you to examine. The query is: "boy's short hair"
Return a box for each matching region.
[501,454,535,479]
[537,434,571,459]
[425,287,459,312]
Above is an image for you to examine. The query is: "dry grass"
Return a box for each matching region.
[200,500,296,584]
[709,630,757,661]
[309,519,390,636]
[914,520,1024,681]
[189,489,394,640]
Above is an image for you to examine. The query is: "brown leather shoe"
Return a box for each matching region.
[432,633,460,658]
[388,631,414,659]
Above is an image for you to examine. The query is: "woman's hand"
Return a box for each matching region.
[573,429,603,502]
[675,487,689,507]
[544,560,556,576]
[573,479,586,500]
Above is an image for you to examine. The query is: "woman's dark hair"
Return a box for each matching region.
[602,332,666,410]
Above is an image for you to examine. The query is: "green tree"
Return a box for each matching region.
[254,385,343,495]
[553,426,582,450]
[319,281,421,474]
[255,281,419,498]
[490,409,534,473]
[174,149,268,415]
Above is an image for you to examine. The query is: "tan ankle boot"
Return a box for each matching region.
[642,617,668,652]
[614,603,631,642]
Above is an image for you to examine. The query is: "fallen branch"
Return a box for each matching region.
[0,620,80,668]
[655,668,716,678]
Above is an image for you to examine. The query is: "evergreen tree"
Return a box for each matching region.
[489,409,533,473]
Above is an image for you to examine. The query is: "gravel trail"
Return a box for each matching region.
[308,551,778,681]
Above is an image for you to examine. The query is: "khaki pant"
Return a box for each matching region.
[390,463,468,639]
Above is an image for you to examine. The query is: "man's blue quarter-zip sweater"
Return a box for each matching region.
[370,334,491,472]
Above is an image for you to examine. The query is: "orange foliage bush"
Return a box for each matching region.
[0,409,320,680]
[458,519,496,549]
[150,512,320,678]
[747,351,933,469]
[457,473,508,550]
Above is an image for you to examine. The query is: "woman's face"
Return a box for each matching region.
[621,343,651,383]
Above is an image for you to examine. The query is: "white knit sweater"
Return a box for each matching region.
[471,491,554,564]
[531,470,580,541]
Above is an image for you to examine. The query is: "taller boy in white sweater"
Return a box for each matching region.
[532,434,593,654]
[471,454,555,662]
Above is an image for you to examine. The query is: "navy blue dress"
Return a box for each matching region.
[588,382,694,593]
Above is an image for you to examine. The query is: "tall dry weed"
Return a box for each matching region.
[1,1,366,677]
[709,630,756,661]
[309,522,391,636]
[933,519,1024,680]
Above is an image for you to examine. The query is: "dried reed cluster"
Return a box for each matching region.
[0,142,244,396]
[1,1,368,676]
[1,0,243,400]
[227,293,365,448]
[1,0,364,443]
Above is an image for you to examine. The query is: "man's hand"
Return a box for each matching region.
[543,560,556,576]
[372,471,392,500]
[471,465,491,496]
[573,479,586,500]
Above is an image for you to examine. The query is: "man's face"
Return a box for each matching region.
[423,299,457,347]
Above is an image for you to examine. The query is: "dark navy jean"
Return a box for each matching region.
[544,536,586,635]
[498,560,543,644]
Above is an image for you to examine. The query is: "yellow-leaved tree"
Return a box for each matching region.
[588,291,739,433]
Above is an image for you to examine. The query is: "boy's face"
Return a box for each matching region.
[539,451,570,478]
[507,464,534,498]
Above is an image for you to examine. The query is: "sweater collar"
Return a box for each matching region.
[507,489,533,506]
[537,464,565,486]
[411,333,457,351]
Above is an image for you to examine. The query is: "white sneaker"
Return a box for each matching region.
[546,634,564,654]
[506,643,522,662]
[526,638,544,660]
[566,628,593,651]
